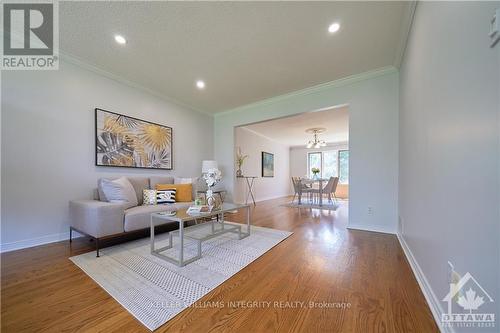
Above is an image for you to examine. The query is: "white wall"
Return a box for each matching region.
[1,60,214,251]
[234,127,291,203]
[215,68,399,234]
[289,142,349,178]
[399,2,500,330]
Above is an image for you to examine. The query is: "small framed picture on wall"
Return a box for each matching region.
[261,151,274,177]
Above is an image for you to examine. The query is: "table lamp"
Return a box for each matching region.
[202,160,218,174]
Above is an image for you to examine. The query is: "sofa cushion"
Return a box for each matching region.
[98,177,138,209]
[123,202,193,232]
[127,177,150,205]
[175,177,199,200]
[97,177,149,205]
[150,176,174,190]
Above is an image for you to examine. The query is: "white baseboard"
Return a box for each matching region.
[1,231,84,253]
[397,232,453,333]
[347,224,396,235]
[254,193,293,203]
[234,193,293,204]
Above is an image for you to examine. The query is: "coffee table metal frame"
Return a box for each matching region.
[150,203,251,267]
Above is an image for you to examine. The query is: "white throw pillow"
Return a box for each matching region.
[99,177,138,209]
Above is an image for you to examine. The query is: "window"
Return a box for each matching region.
[323,151,338,179]
[307,150,349,184]
[339,150,349,184]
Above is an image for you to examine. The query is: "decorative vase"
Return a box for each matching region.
[236,168,243,177]
[206,189,216,208]
[313,173,319,180]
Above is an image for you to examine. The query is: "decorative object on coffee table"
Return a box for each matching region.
[202,161,222,210]
[95,108,172,170]
[197,189,226,205]
[235,147,248,177]
[261,151,274,177]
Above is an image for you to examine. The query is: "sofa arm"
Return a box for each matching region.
[69,200,125,238]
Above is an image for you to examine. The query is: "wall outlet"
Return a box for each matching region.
[367,206,374,216]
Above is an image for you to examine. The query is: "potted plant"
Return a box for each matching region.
[311,167,320,179]
[236,147,248,177]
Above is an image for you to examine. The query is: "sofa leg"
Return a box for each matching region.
[96,238,100,257]
[69,227,73,243]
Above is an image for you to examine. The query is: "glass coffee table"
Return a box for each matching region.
[150,203,251,267]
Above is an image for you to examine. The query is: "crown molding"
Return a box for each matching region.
[215,66,398,117]
[393,1,417,68]
[58,51,213,117]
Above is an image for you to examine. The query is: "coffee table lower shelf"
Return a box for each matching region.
[150,203,251,267]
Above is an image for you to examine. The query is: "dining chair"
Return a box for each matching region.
[310,176,339,203]
[319,176,339,203]
[291,177,313,203]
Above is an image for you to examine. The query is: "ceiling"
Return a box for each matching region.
[60,2,412,114]
[242,106,349,147]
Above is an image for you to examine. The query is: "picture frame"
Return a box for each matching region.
[95,108,173,170]
[261,151,274,177]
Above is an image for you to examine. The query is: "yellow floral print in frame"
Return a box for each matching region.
[95,108,172,170]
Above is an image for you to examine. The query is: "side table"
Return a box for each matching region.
[237,176,257,206]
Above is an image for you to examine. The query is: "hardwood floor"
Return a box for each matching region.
[1,197,438,332]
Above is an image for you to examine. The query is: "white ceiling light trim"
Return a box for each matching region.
[306,128,327,149]
[196,80,206,90]
[328,22,340,33]
[114,34,127,45]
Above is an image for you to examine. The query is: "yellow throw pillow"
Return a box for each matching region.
[156,183,192,202]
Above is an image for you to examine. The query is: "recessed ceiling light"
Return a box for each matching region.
[328,22,340,34]
[196,80,205,89]
[114,35,127,45]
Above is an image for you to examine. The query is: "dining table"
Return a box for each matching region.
[298,177,329,206]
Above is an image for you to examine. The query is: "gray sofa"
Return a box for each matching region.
[69,176,206,256]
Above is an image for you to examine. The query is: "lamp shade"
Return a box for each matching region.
[202,160,218,173]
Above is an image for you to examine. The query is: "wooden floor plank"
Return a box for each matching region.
[1,197,438,332]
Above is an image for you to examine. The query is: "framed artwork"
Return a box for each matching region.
[261,151,274,177]
[95,108,173,170]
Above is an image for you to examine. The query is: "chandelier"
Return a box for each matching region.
[305,128,327,148]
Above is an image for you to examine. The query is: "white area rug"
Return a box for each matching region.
[70,222,292,331]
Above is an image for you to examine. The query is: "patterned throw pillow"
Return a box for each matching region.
[142,189,157,205]
[156,189,176,204]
